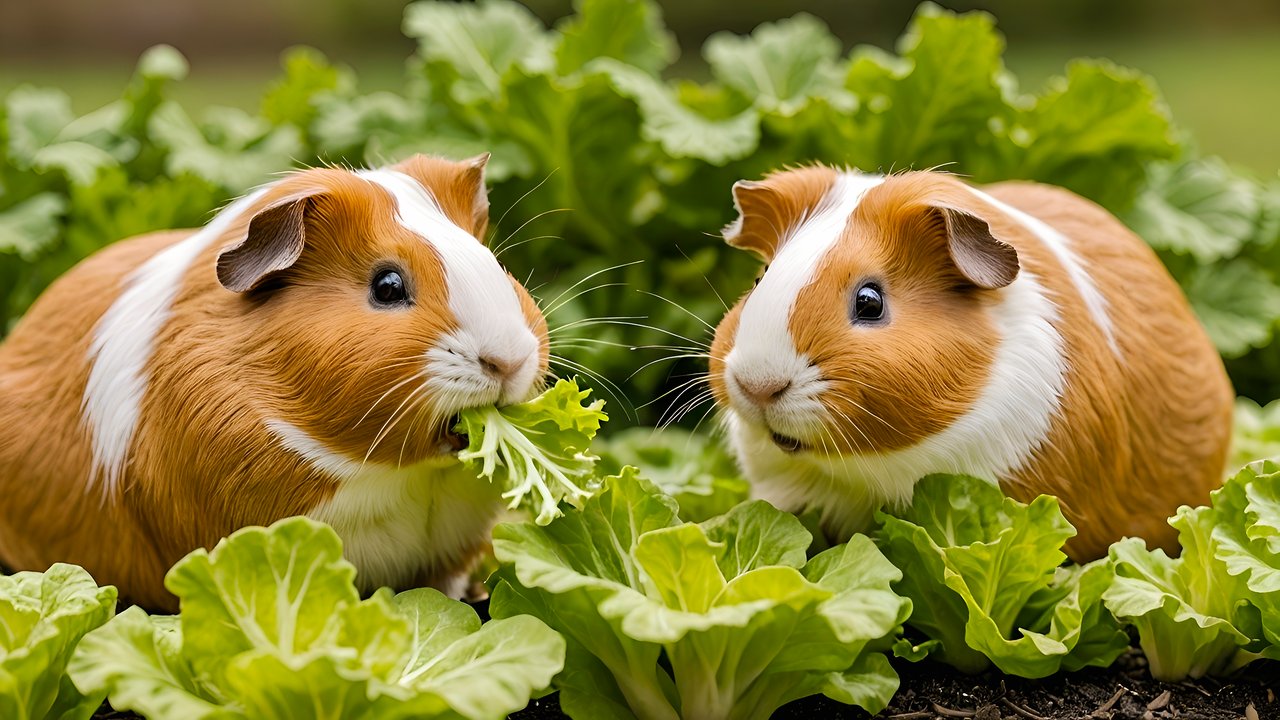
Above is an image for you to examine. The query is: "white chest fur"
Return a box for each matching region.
[269,419,501,595]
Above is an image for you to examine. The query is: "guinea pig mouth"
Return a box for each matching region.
[770,431,806,453]
[444,414,468,452]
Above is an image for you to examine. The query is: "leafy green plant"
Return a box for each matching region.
[0,564,116,720]
[489,468,910,720]
[457,378,608,524]
[68,517,565,720]
[875,475,1128,678]
[1104,461,1280,681]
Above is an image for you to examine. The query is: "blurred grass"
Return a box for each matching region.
[1,31,1277,176]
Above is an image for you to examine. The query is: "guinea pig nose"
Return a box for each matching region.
[732,373,792,405]
[477,354,514,379]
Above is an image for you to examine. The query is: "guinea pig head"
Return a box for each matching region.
[216,154,548,466]
[709,168,1020,458]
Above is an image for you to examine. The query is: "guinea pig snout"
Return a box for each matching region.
[730,372,793,407]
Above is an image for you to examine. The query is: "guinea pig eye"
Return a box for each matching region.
[851,283,885,323]
[371,269,409,306]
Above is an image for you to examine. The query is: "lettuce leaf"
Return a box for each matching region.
[1104,461,1280,680]
[457,378,608,525]
[490,469,909,719]
[68,517,565,720]
[597,426,749,522]
[0,564,117,720]
[875,474,1127,678]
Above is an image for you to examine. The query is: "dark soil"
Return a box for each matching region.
[91,649,1278,719]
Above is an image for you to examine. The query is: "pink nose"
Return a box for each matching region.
[731,373,792,405]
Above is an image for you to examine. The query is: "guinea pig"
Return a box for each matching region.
[0,154,548,610]
[708,165,1233,560]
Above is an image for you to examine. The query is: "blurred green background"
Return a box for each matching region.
[3,0,1278,174]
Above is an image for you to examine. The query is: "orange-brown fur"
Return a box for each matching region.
[711,168,1233,559]
[0,156,547,608]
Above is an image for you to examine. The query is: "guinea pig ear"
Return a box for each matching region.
[935,206,1020,290]
[216,193,318,293]
[459,152,491,241]
[723,180,787,262]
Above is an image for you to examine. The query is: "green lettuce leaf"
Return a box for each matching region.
[1127,158,1263,264]
[875,474,1127,677]
[1182,258,1280,357]
[597,426,750,522]
[490,469,908,719]
[1104,462,1280,680]
[554,0,676,77]
[705,13,851,117]
[1232,398,1280,473]
[69,517,565,720]
[0,564,117,720]
[457,378,608,524]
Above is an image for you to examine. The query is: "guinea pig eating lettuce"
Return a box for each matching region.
[709,166,1233,560]
[0,154,548,609]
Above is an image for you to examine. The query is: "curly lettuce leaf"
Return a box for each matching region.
[0,564,117,720]
[875,474,1127,677]
[491,469,908,719]
[457,378,608,524]
[69,517,565,720]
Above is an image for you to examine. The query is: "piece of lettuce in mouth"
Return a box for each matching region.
[68,516,566,720]
[875,474,1129,678]
[490,468,910,720]
[1104,460,1280,681]
[1,564,117,720]
[456,377,608,525]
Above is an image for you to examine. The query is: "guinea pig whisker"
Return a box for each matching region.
[658,388,716,431]
[826,390,908,441]
[397,388,441,469]
[354,369,430,429]
[542,282,629,319]
[364,381,433,466]
[547,315,647,334]
[626,351,722,382]
[637,372,711,410]
[492,206,569,256]
[634,290,717,333]
[494,233,564,259]
[572,320,710,350]
[491,169,559,244]
[547,353,635,422]
[671,245,730,312]
[539,261,643,316]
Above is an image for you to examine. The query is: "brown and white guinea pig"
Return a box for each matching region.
[0,154,548,610]
[708,165,1234,560]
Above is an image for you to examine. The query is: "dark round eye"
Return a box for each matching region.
[851,283,885,323]
[371,269,408,306]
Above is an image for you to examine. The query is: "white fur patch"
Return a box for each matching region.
[727,171,884,407]
[357,170,539,406]
[269,419,499,593]
[82,189,268,495]
[966,187,1118,354]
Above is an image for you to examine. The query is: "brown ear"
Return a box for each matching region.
[392,153,491,241]
[937,206,1019,289]
[722,180,786,261]
[458,152,490,241]
[216,195,314,293]
[722,167,839,262]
